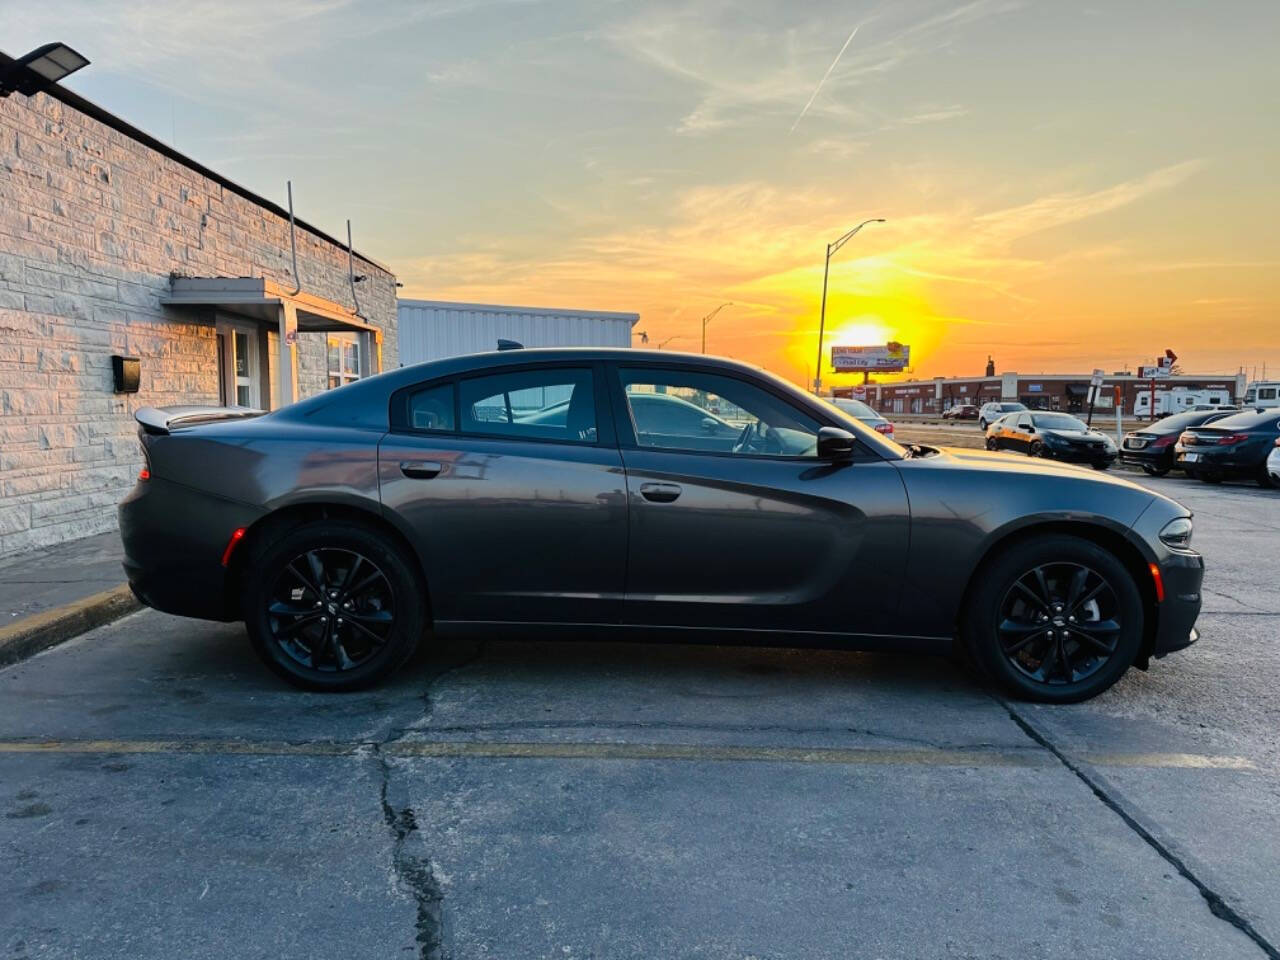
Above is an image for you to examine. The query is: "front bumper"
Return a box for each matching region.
[1151,549,1204,658]
[1042,444,1117,465]
[119,477,261,622]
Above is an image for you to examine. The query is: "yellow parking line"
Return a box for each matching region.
[0,738,1256,770]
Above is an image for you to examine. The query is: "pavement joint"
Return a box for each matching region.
[1000,698,1280,960]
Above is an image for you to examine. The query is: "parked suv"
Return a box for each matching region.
[1121,407,1239,477]
[979,401,1027,430]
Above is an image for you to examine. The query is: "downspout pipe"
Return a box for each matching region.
[285,181,301,296]
[347,219,365,319]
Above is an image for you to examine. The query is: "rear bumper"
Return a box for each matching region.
[119,477,262,622]
[1119,448,1172,470]
[1151,550,1204,658]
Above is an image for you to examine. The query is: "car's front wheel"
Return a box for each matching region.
[963,535,1143,703]
[986,437,998,450]
[242,519,426,691]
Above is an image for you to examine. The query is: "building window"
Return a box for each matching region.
[328,334,361,389]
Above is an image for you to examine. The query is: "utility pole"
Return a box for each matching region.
[814,218,884,393]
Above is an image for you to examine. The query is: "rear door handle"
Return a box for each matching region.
[639,482,682,503]
[400,460,443,480]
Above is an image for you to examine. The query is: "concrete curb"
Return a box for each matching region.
[0,585,140,669]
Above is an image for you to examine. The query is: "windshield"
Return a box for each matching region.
[1000,403,1026,412]
[1032,413,1089,431]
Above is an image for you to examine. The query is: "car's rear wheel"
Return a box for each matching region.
[964,535,1143,703]
[243,520,425,691]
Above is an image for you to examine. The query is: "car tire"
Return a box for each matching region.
[1199,472,1223,484]
[1142,464,1171,477]
[1028,440,1045,457]
[1258,463,1277,489]
[986,437,998,450]
[963,534,1143,703]
[242,519,426,691]
[979,419,987,430]
[1090,461,1110,470]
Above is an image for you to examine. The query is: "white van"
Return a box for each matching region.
[1243,381,1280,409]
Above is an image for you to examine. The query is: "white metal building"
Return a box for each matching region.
[397,299,639,367]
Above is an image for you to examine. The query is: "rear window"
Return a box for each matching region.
[1204,409,1280,431]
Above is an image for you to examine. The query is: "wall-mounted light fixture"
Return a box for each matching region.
[1,43,90,98]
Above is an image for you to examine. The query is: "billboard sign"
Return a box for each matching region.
[1139,365,1171,379]
[831,342,910,372]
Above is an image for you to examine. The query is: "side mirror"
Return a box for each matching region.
[817,426,856,462]
[1023,424,1035,433]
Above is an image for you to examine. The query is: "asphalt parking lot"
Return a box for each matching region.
[2,475,1277,960]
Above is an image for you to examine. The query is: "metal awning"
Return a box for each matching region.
[161,276,376,333]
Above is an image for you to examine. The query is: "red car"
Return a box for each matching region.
[944,404,980,420]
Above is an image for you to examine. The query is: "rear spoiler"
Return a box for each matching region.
[135,405,266,436]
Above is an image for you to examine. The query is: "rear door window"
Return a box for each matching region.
[459,368,597,444]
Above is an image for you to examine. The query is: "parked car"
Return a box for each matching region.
[1120,407,1240,477]
[1176,408,1280,487]
[943,403,979,421]
[983,413,1017,449]
[120,348,1202,703]
[1268,438,1280,485]
[978,401,1027,430]
[826,396,895,437]
[988,411,1117,469]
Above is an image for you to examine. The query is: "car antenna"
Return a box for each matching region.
[497,339,524,351]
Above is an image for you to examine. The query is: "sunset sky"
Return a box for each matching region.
[8,0,1278,386]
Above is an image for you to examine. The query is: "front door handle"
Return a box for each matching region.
[400,460,443,480]
[639,482,682,503]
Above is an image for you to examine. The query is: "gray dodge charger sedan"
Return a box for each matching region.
[119,348,1203,702]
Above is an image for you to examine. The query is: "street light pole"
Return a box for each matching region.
[813,218,884,394]
[700,302,733,354]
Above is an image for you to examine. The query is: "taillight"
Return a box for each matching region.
[876,423,894,435]
[138,468,151,481]
[1150,435,1175,449]
[1216,433,1248,446]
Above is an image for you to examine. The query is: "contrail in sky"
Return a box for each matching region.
[789,24,860,134]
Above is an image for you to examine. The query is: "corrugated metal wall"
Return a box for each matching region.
[397,299,639,367]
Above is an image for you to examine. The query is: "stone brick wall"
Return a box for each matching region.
[0,88,399,558]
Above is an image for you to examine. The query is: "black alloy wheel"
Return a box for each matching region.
[1029,440,1045,457]
[986,437,998,450]
[996,563,1120,686]
[964,535,1143,702]
[267,548,394,672]
[243,520,425,690]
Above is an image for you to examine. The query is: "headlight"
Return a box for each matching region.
[1159,516,1194,549]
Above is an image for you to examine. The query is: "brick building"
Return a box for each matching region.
[0,50,399,557]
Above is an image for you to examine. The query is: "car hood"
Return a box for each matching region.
[937,446,1141,489]
[1039,429,1111,442]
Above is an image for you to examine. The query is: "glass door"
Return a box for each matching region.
[216,317,261,408]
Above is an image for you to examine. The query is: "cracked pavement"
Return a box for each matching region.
[1,476,1278,959]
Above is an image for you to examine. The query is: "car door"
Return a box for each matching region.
[609,363,910,636]
[378,362,627,625]
[1010,413,1034,452]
